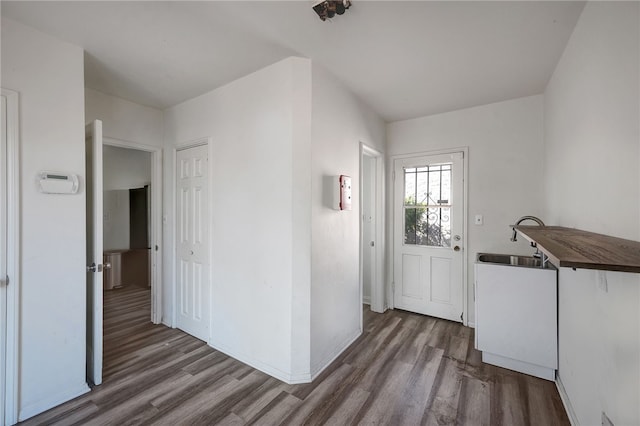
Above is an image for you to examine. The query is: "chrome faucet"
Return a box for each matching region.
[510,215,545,242]
[511,215,548,268]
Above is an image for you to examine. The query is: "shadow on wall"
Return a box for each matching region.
[323,175,335,210]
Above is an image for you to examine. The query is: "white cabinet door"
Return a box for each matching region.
[475,262,557,378]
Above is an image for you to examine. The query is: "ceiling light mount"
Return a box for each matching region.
[313,0,352,22]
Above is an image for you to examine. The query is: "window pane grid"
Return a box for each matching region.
[403,163,452,247]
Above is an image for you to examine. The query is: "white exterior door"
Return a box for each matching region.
[393,152,464,322]
[85,120,103,386]
[176,145,210,342]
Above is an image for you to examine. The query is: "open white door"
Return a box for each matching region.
[393,152,464,322]
[1,89,19,425]
[85,120,103,386]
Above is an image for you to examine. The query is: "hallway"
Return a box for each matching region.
[20,287,569,425]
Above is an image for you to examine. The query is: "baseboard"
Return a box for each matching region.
[467,321,475,328]
[19,382,90,422]
[556,373,579,426]
[482,352,555,381]
[310,328,361,381]
[363,296,371,305]
[208,339,311,384]
[208,329,362,385]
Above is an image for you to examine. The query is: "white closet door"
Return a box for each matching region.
[176,145,210,342]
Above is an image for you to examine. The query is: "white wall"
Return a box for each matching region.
[85,88,163,147]
[543,2,640,425]
[386,95,545,325]
[310,64,386,375]
[103,190,129,250]
[102,146,151,251]
[103,145,151,191]
[164,57,312,382]
[1,18,89,420]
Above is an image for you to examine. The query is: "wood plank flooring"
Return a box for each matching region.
[20,286,569,425]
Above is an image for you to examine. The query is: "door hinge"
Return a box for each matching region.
[155,245,159,251]
[460,312,464,322]
[4,275,8,286]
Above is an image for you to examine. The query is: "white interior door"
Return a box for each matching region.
[1,89,18,425]
[393,152,464,322]
[176,145,210,342]
[85,120,103,386]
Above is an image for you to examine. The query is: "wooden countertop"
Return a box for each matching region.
[513,226,640,273]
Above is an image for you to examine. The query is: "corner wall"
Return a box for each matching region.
[85,88,163,147]
[163,57,312,382]
[1,18,89,420]
[102,145,151,191]
[386,95,545,325]
[310,64,386,375]
[543,2,640,425]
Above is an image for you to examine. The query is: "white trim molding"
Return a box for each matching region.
[556,373,579,426]
[18,383,89,423]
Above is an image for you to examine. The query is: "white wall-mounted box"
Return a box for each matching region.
[37,171,79,194]
[332,175,352,210]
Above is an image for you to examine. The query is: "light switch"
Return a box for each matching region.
[474,214,483,225]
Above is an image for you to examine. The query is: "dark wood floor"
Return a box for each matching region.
[20,286,569,425]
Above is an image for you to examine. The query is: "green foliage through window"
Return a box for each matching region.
[403,164,452,247]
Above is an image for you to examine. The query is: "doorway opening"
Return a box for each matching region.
[360,143,385,317]
[86,129,163,387]
[102,139,163,327]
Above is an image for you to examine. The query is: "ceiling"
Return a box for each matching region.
[2,1,585,122]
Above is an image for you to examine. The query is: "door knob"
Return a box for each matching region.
[104,262,112,270]
[87,263,103,272]
[370,241,375,247]
[453,246,461,252]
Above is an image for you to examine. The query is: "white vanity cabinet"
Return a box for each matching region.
[475,259,558,381]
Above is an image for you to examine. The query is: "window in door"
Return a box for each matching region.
[403,163,451,247]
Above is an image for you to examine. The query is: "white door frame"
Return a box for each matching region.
[1,88,20,425]
[390,147,469,326]
[171,137,213,340]
[103,137,163,324]
[360,143,385,316]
